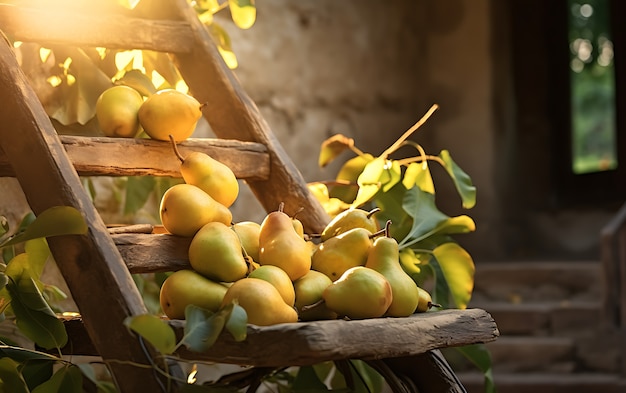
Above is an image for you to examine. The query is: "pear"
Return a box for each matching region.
[416,286,437,313]
[322,266,392,320]
[159,183,232,237]
[365,227,419,317]
[258,204,311,281]
[221,277,298,326]
[159,269,228,320]
[188,221,248,283]
[138,89,203,141]
[311,227,373,281]
[248,265,295,306]
[170,137,239,207]
[95,85,143,138]
[231,221,261,262]
[293,270,337,321]
[320,207,380,241]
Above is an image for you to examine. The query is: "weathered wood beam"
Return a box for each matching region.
[0,34,167,392]
[113,232,192,274]
[0,4,194,53]
[0,135,270,180]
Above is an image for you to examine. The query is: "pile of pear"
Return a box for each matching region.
[157,138,436,326]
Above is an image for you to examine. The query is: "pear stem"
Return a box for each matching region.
[300,299,326,313]
[291,206,305,220]
[277,202,285,213]
[367,207,381,220]
[384,220,392,237]
[370,226,388,239]
[169,134,185,163]
[381,104,439,159]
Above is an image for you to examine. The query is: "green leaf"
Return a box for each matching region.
[229,0,256,29]
[124,176,156,216]
[402,161,435,194]
[438,150,476,209]
[455,344,496,393]
[397,187,449,247]
[182,305,225,353]
[428,258,451,309]
[292,365,330,392]
[351,157,386,208]
[116,69,157,97]
[318,134,356,168]
[432,243,475,309]
[77,364,117,393]
[7,276,68,350]
[24,238,51,278]
[224,302,247,342]
[0,216,8,239]
[32,364,83,393]
[21,359,55,391]
[209,23,238,69]
[0,206,87,249]
[0,357,29,393]
[124,314,177,355]
[0,345,61,363]
[381,160,402,192]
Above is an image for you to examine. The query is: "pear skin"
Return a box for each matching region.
[221,278,298,326]
[311,227,372,281]
[320,207,380,241]
[293,270,337,321]
[159,183,232,237]
[188,221,248,282]
[416,286,435,313]
[232,221,261,262]
[96,85,143,138]
[248,265,296,306]
[159,269,228,319]
[322,266,392,319]
[258,205,311,281]
[138,89,202,141]
[365,235,419,317]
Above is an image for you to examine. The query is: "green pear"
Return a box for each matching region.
[221,278,298,326]
[188,221,248,282]
[258,204,311,281]
[320,207,380,241]
[170,137,240,207]
[138,89,202,141]
[231,221,261,262]
[293,270,337,321]
[322,266,392,319]
[365,233,419,317]
[159,183,232,237]
[416,287,436,313]
[311,227,373,281]
[248,265,295,306]
[96,85,143,138]
[159,269,228,320]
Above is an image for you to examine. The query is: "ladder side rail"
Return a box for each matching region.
[0,35,169,393]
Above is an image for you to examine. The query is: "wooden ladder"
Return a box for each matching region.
[0,1,498,392]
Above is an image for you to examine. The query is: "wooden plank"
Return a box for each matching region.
[114,233,192,274]
[0,135,270,180]
[0,34,167,392]
[0,4,195,53]
[137,0,332,234]
[56,309,499,369]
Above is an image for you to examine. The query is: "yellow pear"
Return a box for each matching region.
[365,231,419,317]
[138,89,202,141]
[159,269,228,320]
[188,221,248,283]
[159,183,232,237]
[320,207,380,241]
[293,270,337,321]
[258,204,311,281]
[231,221,261,262]
[311,227,373,281]
[416,287,437,313]
[95,85,143,138]
[221,278,298,326]
[322,266,392,320]
[248,265,295,306]
[170,137,239,207]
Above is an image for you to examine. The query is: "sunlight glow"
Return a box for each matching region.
[580,4,593,17]
[46,75,63,87]
[39,47,52,63]
[151,70,166,90]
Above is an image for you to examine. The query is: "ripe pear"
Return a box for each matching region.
[232,221,261,262]
[311,227,373,281]
[248,265,295,306]
[258,204,311,281]
[159,269,228,320]
[188,221,248,283]
[320,207,380,241]
[221,278,298,326]
[170,137,240,207]
[365,233,419,317]
[138,89,203,141]
[293,270,337,321]
[159,183,232,237]
[322,266,392,320]
[95,85,143,138]
[416,287,436,313]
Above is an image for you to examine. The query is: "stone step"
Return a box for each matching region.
[468,301,603,336]
[471,261,603,303]
[456,371,626,393]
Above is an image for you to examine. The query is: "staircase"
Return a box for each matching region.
[453,261,626,393]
